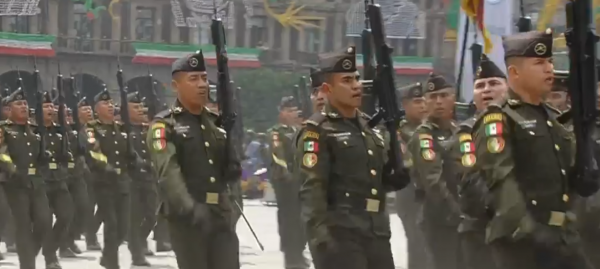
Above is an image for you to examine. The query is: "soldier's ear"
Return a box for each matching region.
[171,79,178,93]
[321,82,332,94]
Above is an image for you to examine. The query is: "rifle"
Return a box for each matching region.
[56,64,70,164]
[146,67,160,119]
[29,60,49,166]
[564,0,600,196]
[116,60,136,164]
[298,76,312,118]
[366,1,408,186]
[361,0,375,80]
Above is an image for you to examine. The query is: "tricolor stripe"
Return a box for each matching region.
[355,55,434,75]
[0,32,56,57]
[132,43,261,68]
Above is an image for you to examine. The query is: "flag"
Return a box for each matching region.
[485,123,503,136]
[461,0,493,54]
[460,142,474,153]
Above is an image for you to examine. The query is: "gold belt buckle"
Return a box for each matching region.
[27,168,36,175]
[115,168,121,175]
[366,198,380,212]
[206,193,219,205]
[68,162,75,169]
[49,163,57,170]
[548,211,566,227]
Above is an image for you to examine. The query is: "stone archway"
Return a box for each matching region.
[0,70,36,104]
[125,75,168,115]
[73,73,106,105]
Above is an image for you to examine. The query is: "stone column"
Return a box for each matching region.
[110,3,122,53]
[155,5,163,43]
[281,26,291,60]
[47,1,59,35]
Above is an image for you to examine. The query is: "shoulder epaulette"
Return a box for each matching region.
[154,109,172,119]
[304,112,327,127]
[206,108,219,117]
[114,120,123,125]
[358,110,372,120]
[86,119,99,126]
[415,121,433,132]
[458,116,478,130]
[398,119,408,128]
[28,120,37,126]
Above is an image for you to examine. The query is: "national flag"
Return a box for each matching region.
[485,123,503,136]
[420,139,431,149]
[304,141,319,152]
[460,142,474,153]
[461,0,493,54]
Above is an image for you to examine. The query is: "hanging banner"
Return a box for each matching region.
[454,0,513,102]
[170,0,233,29]
[0,0,40,16]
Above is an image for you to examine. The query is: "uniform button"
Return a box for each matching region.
[51,142,54,145]
[112,131,116,135]
[51,158,55,161]
[343,141,348,145]
[361,132,366,137]
[114,141,118,144]
[116,161,120,165]
[554,144,560,151]
[28,153,32,156]
[115,151,119,155]
[201,125,205,130]
[205,142,210,147]
[29,164,33,167]
[209,159,213,164]
[370,169,376,176]
[561,169,566,175]
[371,189,377,195]
[27,142,30,146]
[142,141,145,144]
[345,193,350,197]
[563,194,569,202]
[210,177,216,183]
[531,200,537,205]
[547,121,553,127]
[529,131,535,135]
[142,150,146,153]
[24,133,27,136]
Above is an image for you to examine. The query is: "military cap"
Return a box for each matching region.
[172,50,206,75]
[475,54,506,80]
[425,72,453,93]
[6,88,25,103]
[399,83,424,100]
[309,67,324,88]
[94,89,112,103]
[42,91,52,104]
[127,91,142,103]
[552,70,569,92]
[78,96,90,107]
[278,96,297,110]
[503,28,553,59]
[318,46,357,73]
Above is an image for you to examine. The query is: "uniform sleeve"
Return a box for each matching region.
[147,120,195,215]
[79,125,109,172]
[381,129,410,191]
[473,110,529,234]
[0,127,16,175]
[296,125,331,246]
[270,129,289,172]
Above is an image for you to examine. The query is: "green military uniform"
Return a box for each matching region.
[0,89,52,269]
[38,92,75,269]
[0,97,12,260]
[395,83,432,269]
[407,73,462,269]
[148,51,240,269]
[80,89,132,269]
[296,46,408,269]
[455,54,505,269]
[126,92,156,265]
[61,107,89,256]
[473,29,593,269]
[269,96,308,269]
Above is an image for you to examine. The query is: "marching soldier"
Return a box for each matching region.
[296,46,408,269]
[546,71,570,112]
[0,89,52,269]
[473,29,594,268]
[396,82,430,269]
[78,96,103,251]
[407,72,462,269]
[126,91,155,266]
[80,89,133,269]
[39,92,75,269]
[268,96,308,269]
[147,51,241,269]
[455,54,507,269]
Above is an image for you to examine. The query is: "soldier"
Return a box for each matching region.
[147,51,241,269]
[546,71,570,112]
[407,72,462,269]
[39,92,75,269]
[79,96,102,251]
[0,96,11,260]
[80,89,133,269]
[126,91,155,266]
[396,82,430,269]
[455,54,507,269]
[473,29,595,268]
[269,96,308,269]
[296,46,409,269]
[60,106,89,256]
[0,88,52,269]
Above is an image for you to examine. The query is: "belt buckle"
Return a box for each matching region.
[68,162,75,169]
[206,193,219,205]
[366,198,380,212]
[49,163,57,170]
[548,211,566,227]
[27,168,36,175]
[115,168,121,175]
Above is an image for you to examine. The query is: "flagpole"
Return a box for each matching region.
[456,16,470,102]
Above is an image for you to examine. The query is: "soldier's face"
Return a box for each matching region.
[323,72,362,109]
[311,87,327,113]
[425,88,455,119]
[546,91,568,111]
[78,105,93,122]
[510,57,554,95]
[402,97,427,121]
[42,103,54,123]
[95,100,114,120]
[9,100,28,120]
[281,107,300,124]
[128,102,144,123]
[473,77,508,110]
[172,71,209,108]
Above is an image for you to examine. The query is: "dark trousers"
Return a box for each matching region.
[168,215,239,269]
[0,185,10,246]
[96,185,130,267]
[579,212,600,269]
[85,179,102,244]
[273,179,308,268]
[153,217,170,244]
[491,237,593,269]
[128,181,157,259]
[459,231,496,269]
[64,178,88,246]
[419,221,461,269]
[309,227,395,269]
[43,185,74,262]
[396,188,431,269]
[3,184,52,269]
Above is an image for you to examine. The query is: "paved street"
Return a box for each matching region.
[0,200,408,269]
